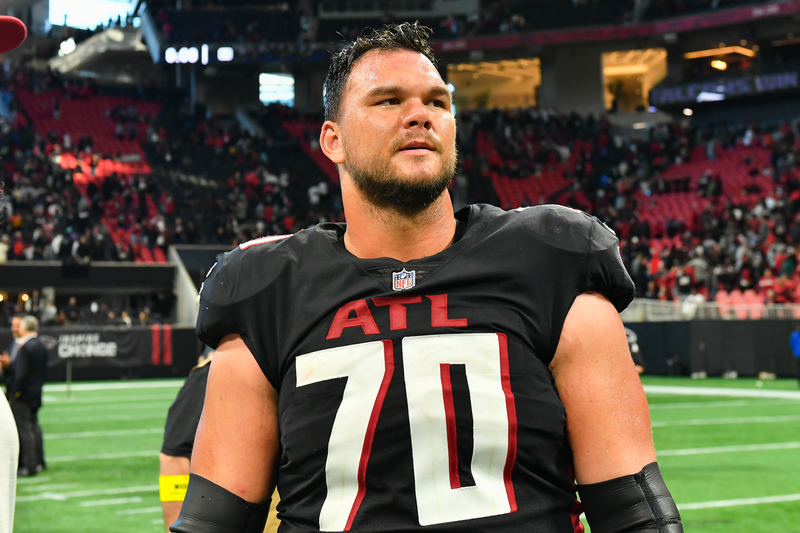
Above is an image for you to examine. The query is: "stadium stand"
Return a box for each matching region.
[160,6,302,45]
[6,60,800,318]
[4,0,800,331]
[643,0,767,20]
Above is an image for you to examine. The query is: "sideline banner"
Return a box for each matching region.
[650,72,799,107]
[0,325,174,369]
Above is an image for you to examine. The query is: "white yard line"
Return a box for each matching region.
[44,402,171,411]
[19,483,79,492]
[79,496,143,507]
[679,493,800,510]
[658,441,800,456]
[44,395,179,405]
[644,385,800,400]
[47,428,163,439]
[44,381,183,392]
[17,485,157,502]
[118,506,163,516]
[651,415,800,427]
[45,414,166,424]
[15,476,50,485]
[48,450,159,463]
[649,399,794,410]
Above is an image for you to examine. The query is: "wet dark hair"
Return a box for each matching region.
[324,22,438,122]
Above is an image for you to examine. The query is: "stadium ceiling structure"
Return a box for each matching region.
[448,58,541,110]
[602,48,668,112]
[0,0,37,14]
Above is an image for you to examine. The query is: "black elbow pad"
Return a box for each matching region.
[578,462,683,533]
[170,473,270,533]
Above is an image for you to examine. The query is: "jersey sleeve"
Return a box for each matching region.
[195,245,283,390]
[161,363,210,457]
[515,205,635,364]
[580,213,635,312]
[520,205,635,311]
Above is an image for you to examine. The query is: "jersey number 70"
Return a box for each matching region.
[295,332,518,531]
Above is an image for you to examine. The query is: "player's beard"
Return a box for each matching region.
[344,142,457,217]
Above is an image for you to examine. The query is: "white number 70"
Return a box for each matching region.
[295,333,518,531]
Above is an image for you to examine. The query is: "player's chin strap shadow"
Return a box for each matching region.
[170,473,270,533]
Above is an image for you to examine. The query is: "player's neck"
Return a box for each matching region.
[342,190,456,262]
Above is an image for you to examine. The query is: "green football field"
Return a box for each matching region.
[10,375,800,533]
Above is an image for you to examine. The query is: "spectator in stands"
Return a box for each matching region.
[39,301,57,326]
[0,235,8,263]
[63,296,80,324]
[681,287,706,319]
[138,309,152,326]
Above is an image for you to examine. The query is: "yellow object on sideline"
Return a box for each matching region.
[159,475,190,502]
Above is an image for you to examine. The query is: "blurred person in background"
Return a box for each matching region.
[790,324,800,388]
[39,300,58,325]
[6,316,47,477]
[0,235,9,263]
[159,349,279,533]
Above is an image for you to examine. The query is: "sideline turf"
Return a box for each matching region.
[11,377,800,533]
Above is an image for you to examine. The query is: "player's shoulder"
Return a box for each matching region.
[200,224,340,305]
[471,203,618,253]
[221,232,295,270]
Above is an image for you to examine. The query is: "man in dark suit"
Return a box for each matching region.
[6,316,48,477]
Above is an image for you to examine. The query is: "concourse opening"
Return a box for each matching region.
[447,58,541,111]
[603,48,667,112]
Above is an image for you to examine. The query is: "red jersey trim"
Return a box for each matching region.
[498,332,518,513]
[440,363,461,489]
[239,234,292,250]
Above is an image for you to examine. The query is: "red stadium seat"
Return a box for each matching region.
[715,290,731,318]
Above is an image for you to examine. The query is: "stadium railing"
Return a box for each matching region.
[621,299,800,322]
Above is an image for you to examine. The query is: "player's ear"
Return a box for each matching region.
[320,120,345,165]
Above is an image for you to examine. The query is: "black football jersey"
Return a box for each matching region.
[197,203,635,533]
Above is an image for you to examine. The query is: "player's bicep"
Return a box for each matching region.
[550,292,655,485]
[191,334,279,503]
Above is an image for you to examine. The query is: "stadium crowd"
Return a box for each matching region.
[0,62,338,263]
[5,59,800,320]
[3,293,159,328]
[456,106,800,305]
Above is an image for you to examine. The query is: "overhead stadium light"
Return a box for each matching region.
[696,92,725,102]
[684,46,755,59]
[710,60,727,70]
[58,37,76,56]
[217,47,234,62]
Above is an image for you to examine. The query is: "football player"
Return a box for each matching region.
[159,351,280,532]
[0,16,28,533]
[174,22,682,533]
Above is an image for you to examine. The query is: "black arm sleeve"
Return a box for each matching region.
[169,473,270,533]
[578,462,683,533]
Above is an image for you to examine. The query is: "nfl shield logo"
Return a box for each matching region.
[392,269,416,291]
